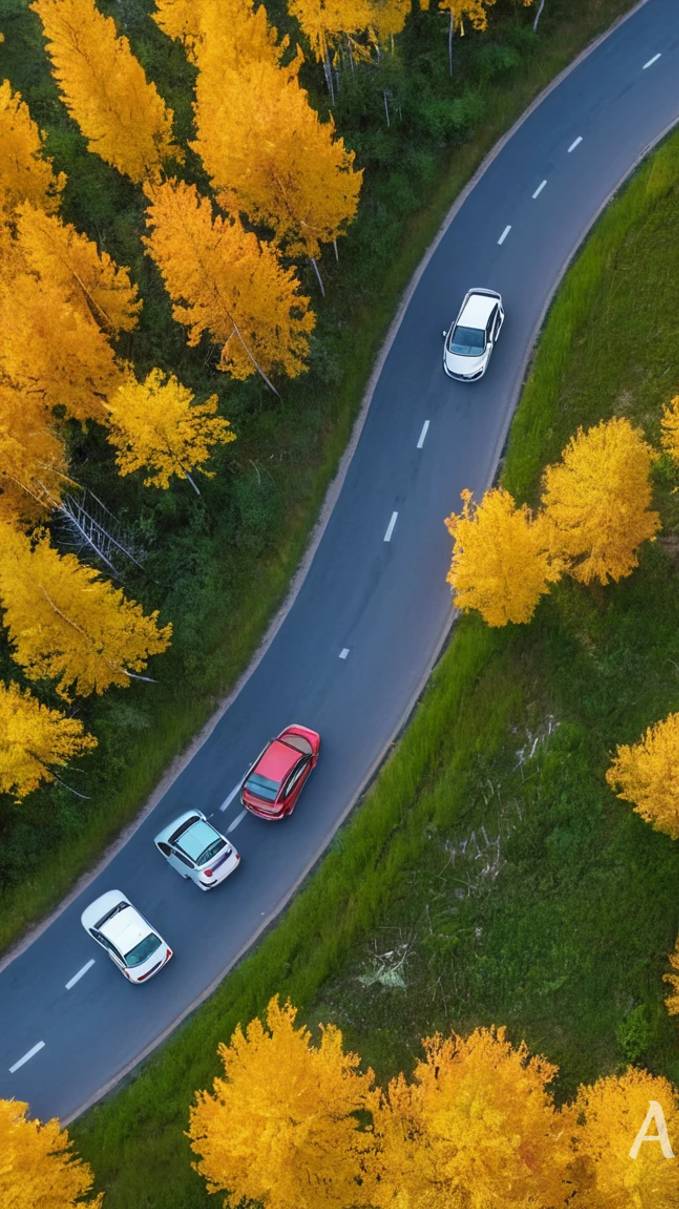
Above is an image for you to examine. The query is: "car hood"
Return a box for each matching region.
[444,348,488,377]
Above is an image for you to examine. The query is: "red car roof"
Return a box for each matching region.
[255,739,299,784]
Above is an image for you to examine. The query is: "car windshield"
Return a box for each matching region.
[244,771,280,801]
[125,933,162,968]
[450,325,485,356]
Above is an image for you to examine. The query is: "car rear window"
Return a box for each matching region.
[244,772,279,801]
[125,933,162,967]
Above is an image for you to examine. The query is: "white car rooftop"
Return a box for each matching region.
[81,890,172,983]
[458,291,497,328]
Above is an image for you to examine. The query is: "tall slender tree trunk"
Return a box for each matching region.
[323,44,335,104]
[332,238,339,263]
[532,0,546,31]
[310,256,326,296]
[383,90,391,127]
[448,9,454,78]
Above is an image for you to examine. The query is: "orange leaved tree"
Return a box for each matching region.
[0,80,66,220]
[444,486,559,626]
[541,417,660,586]
[188,996,377,1209]
[0,681,96,801]
[570,1068,679,1208]
[0,1098,102,1208]
[372,1026,571,1207]
[0,525,172,698]
[664,936,679,1019]
[192,54,362,287]
[0,380,69,523]
[105,369,236,493]
[144,179,314,393]
[31,0,181,183]
[661,394,679,464]
[605,711,679,839]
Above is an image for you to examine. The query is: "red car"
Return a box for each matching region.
[241,724,321,820]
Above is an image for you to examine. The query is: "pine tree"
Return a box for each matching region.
[0,525,172,698]
[606,712,679,839]
[444,486,559,626]
[15,201,142,335]
[570,1069,679,1208]
[0,681,96,801]
[0,1099,102,1208]
[372,1026,571,1207]
[143,179,314,389]
[31,0,181,183]
[192,54,362,266]
[0,381,69,523]
[105,369,236,492]
[541,417,660,585]
[0,80,66,220]
[0,271,123,422]
[188,996,377,1209]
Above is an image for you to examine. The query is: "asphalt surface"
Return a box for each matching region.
[2,0,678,1124]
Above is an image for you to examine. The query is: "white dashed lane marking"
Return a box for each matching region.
[497,225,511,246]
[417,420,430,449]
[65,959,95,990]
[9,1041,45,1074]
[568,136,583,153]
[532,179,547,199]
[642,52,661,70]
[384,512,399,543]
[219,782,242,812]
[227,809,247,834]
[339,648,350,660]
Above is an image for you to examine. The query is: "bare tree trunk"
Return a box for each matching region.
[448,8,454,77]
[323,45,335,104]
[332,238,339,263]
[532,0,546,31]
[310,256,326,296]
[230,317,281,398]
[383,90,391,127]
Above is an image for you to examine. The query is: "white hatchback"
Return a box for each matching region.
[81,890,172,984]
[443,288,504,381]
[154,810,240,890]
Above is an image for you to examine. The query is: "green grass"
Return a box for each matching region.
[73,51,679,1209]
[0,0,636,950]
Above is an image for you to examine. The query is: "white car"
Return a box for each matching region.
[443,288,504,381]
[81,890,172,984]
[154,810,240,890]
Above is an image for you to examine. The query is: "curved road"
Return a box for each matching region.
[2,0,678,1124]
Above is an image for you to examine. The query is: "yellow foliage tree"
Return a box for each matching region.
[105,369,236,492]
[0,525,172,698]
[289,0,372,94]
[144,179,314,391]
[372,1026,571,1207]
[541,417,660,586]
[570,1068,679,1208]
[664,935,679,1018]
[15,201,141,335]
[0,1100,103,1207]
[436,0,496,76]
[444,486,559,626]
[154,0,294,71]
[660,394,679,464]
[0,681,96,801]
[0,381,69,523]
[188,996,377,1209]
[31,0,181,183]
[192,55,362,272]
[0,80,66,220]
[605,712,679,839]
[0,271,123,421]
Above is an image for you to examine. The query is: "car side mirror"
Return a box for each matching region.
[441,330,447,339]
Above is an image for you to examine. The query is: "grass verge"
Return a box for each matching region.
[0,0,635,951]
[74,32,679,1209]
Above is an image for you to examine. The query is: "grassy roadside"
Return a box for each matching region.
[0,0,635,952]
[74,45,679,1209]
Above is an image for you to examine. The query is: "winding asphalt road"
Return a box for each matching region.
[1,0,678,1124]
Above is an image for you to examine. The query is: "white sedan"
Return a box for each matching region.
[443,288,504,381]
[81,890,172,984]
[154,810,240,889]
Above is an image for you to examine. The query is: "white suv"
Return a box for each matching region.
[443,288,504,381]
